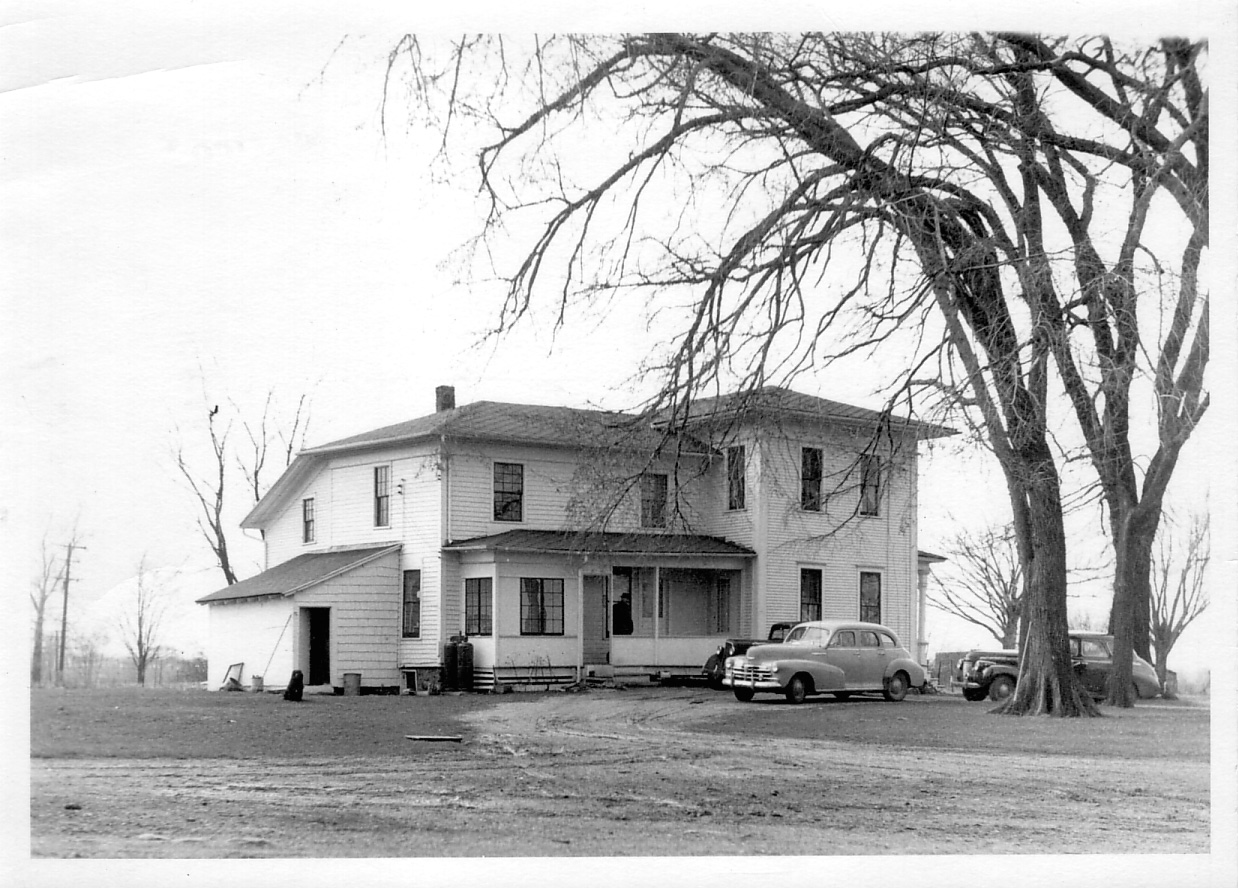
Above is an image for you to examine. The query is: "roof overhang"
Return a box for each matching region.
[443,529,755,559]
[197,544,401,604]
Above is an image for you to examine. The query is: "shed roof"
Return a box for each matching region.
[196,545,400,604]
[442,529,755,558]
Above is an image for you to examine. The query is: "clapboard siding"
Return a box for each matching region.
[297,551,402,686]
[751,423,918,642]
[444,442,714,541]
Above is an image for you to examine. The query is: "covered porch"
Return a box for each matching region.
[442,530,755,686]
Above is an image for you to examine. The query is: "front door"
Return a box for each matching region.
[582,574,610,665]
[306,607,330,686]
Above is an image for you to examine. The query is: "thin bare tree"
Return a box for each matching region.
[1149,511,1209,697]
[931,525,1023,649]
[116,559,169,687]
[30,533,63,686]
[175,388,312,586]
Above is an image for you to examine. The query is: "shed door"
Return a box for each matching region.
[582,575,610,665]
[306,607,330,686]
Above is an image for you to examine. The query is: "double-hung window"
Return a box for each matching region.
[640,473,668,528]
[493,462,524,522]
[726,446,746,511]
[859,455,881,516]
[302,497,315,543]
[800,568,822,622]
[801,447,823,511]
[860,571,882,623]
[520,578,564,636]
[374,465,391,527]
[464,578,492,636]
[402,570,421,638]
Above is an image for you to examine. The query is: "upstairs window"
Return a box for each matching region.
[493,462,524,522]
[640,473,668,528]
[465,578,493,636]
[860,571,882,624]
[801,447,823,511]
[726,445,746,511]
[800,568,822,622]
[859,454,881,516]
[374,466,391,527]
[402,570,421,638]
[302,497,315,544]
[520,578,564,636]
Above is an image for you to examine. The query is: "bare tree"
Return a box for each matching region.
[931,525,1023,649]
[117,560,169,687]
[175,388,312,586]
[30,534,62,686]
[1149,512,1209,697]
[390,32,1206,714]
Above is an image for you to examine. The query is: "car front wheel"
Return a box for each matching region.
[733,687,755,702]
[988,675,1015,702]
[785,675,809,705]
[883,671,909,702]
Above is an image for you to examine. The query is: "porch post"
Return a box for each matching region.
[652,565,660,669]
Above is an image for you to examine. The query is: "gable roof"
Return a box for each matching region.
[196,545,400,604]
[443,529,754,558]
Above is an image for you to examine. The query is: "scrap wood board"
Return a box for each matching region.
[405,734,462,742]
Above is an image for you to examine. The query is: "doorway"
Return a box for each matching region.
[305,607,330,686]
[582,574,610,665]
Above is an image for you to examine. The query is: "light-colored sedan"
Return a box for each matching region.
[724,620,926,704]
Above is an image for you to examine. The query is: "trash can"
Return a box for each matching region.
[443,640,459,691]
[251,675,264,693]
[342,672,361,696]
[456,638,473,692]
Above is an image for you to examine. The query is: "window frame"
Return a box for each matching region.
[464,577,493,636]
[799,567,823,623]
[640,472,669,528]
[493,462,525,523]
[859,570,883,624]
[859,454,881,517]
[374,465,391,527]
[520,577,565,636]
[402,569,421,639]
[726,445,746,511]
[302,497,315,544]
[801,447,823,511]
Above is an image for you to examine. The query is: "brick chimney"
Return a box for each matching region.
[435,385,456,412]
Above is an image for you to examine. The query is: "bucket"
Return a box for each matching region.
[251,675,264,693]
[342,672,361,696]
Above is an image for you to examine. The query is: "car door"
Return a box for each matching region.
[856,630,886,687]
[1073,636,1111,695]
[823,629,860,688]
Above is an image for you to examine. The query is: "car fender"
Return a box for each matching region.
[885,657,926,686]
[983,663,1018,681]
[771,656,842,691]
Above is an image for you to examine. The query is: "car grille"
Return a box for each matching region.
[732,663,775,682]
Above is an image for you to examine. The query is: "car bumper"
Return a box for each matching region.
[723,676,783,692]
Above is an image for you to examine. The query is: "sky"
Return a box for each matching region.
[2,2,1234,677]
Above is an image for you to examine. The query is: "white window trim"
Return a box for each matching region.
[491,460,525,524]
[857,567,884,624]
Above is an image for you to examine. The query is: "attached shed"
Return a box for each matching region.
[197,544,403,691]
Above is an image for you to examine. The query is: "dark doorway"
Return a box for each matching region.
[306,608,330,685]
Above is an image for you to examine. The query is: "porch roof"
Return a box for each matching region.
[196,544,401,604]
[443,529,754,558]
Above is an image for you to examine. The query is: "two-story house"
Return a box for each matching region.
[197,385,951,692]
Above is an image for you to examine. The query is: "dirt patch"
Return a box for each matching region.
[29,686,1209,858]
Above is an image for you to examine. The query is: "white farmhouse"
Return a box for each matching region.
[197,386,951,692]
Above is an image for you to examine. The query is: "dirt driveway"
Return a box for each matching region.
[29,686,1210,860]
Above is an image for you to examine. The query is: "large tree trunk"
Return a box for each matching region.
[997,447,1098,716]
[1106,506,1160,706]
